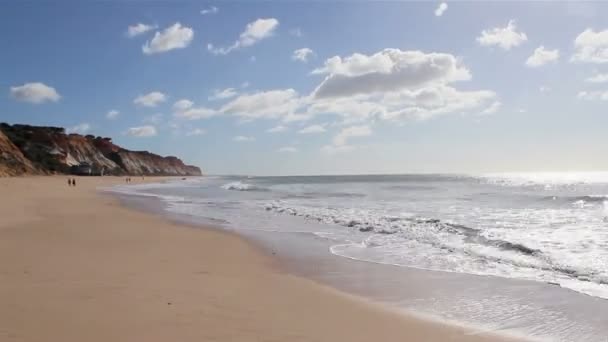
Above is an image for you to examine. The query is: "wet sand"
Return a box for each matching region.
[0,176,512,341]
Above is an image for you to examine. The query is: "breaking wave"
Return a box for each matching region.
[264,201,608,299]
[222,181,267,192]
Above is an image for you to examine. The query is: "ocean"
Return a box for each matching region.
[109,173,608,341]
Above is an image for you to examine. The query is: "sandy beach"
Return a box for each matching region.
[0,176,511,342]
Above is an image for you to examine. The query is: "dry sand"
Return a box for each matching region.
[0,176,514,342]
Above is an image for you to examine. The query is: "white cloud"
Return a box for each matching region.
[126,125,157,137]
[67,123,91,134]
[380,86,497,121]
[298,124,326,134]
[142,23,194,55]
[233,135,255,142]
[172,99,216,120]
[540,86,551,93]
[267,125,287,133]
[476,20,528,50]
[209,87,238,101]
[311,49,471,99]
[10,82,61,104]
[221,89,301,120]
[332,125,372,146]
[134,91,167,107]
[106,110,119,120]
[481,101,502,114]
[321,125,372,155]
[525,46,559,67]
[577,90,608,101]
[586,72,608,83]
[200,6,218,15]
[571,28,608,63]
[208,18,279,55]
[127,23,157,38]
[435,2,448,16]
[173,99,193,111]
[292,48,314,63]
[186,128,206,136]
[278,146,297,153]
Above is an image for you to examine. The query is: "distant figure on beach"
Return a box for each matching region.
[67,178,71,187]
[72,178,76,187]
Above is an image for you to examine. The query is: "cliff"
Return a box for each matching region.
[0,123,202,176]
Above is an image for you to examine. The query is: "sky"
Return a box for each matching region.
[2,1,608,175]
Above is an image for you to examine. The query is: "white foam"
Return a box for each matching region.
[222,181,260,191]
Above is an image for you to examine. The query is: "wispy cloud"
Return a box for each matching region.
[200,6,218,15]
[126,125,157,137]
[67,123,91,134]
[209,88,238,101]
[298,124,326,134]
[134,91,167,107]
[127,23,157,38]
[208,18,279,55]
[106,110,119,120]
[292,48,314,63]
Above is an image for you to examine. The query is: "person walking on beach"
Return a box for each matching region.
[67,178,72,187]
[72,178,76,187]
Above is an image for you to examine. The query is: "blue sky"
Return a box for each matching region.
[2,1,608,175]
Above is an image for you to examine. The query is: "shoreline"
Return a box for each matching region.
[1,176,513,341]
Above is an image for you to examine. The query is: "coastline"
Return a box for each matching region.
[1,176,513,341]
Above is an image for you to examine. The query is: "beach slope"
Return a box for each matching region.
[0,177,510,341]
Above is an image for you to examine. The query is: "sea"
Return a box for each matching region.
[108,173,608,341]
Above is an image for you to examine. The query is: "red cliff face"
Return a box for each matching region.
[0,123,202,176]
[0,129,38,176]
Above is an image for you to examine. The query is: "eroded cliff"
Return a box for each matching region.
[0,123,202,176]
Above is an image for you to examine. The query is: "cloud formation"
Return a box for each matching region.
[292,48,314,62]
[142,23,194,55]
[298,124,326,134]
[577,90,608,101]
[220,89,300,120]
[525,46,559,67]
[67,123,91,134]
[208,18,279,55]
[106,110,119,120]
[477,20,528,50]
[200,6,218,15]
[10,82,61,104]
[322,125,372,154]
[312,49,471,99]
[586,72,608,83]
[172,99,216,120]
[209,88,238,101]
[127,125,157,137]
[127,23,157,38]
[435,2,448,16]
[571,28,608,63]
[267,125,287,133]
[134,91,167,107]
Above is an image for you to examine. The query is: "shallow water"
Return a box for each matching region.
[109,173,608,341]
